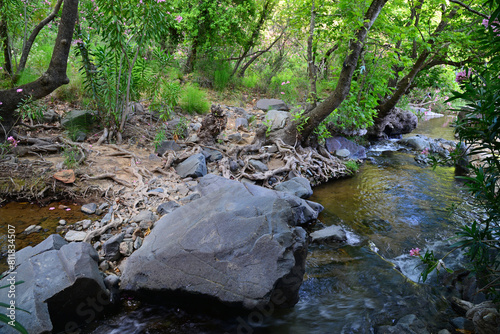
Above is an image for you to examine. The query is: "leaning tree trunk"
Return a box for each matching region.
[374,7,457,123]
[297,0,389,143]
[0,0,79,140]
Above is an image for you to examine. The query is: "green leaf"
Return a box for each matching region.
[0,313,29,334]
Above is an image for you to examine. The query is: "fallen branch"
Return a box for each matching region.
[83,212,123,242]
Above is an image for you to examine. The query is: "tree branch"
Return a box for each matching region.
[13,0,64,83]
[449,0,489,19]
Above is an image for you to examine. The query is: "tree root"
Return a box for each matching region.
[81,173,132,188]
[83,210,123,243]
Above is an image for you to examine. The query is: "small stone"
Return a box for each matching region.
[119,240,134,257]
[99,261,110,271]
[126,227,135,235]
[78,219,92,229]
[229,160,239,172]
[130,210,155,224]
[249,159,269,172]
[58,219,67,226]
[157,201,181,216]
[103,233,124,261]
[81,203,97,214]
[64,230,87,242]
[148,153,162,161]
[177,186,189,197]
[98,203,109,211]
[93,241,101,250]
[134,237,143,250]
[228,133,243,143]
[180,193,201,204]
[335,149,351,158]
[147,188,164,194]
[235,118,249,129]
[310,225,347,244]
[101,213,112,224]
[24,225,42,234]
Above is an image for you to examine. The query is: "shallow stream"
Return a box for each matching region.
[1,115,476,333]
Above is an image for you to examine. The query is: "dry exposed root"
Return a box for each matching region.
[220,138,347,187]
[83,210,123,242]
[81,173,132,188]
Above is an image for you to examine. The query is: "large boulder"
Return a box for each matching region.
[256,99,289,111]
[325,136,367,160]
[368,108,418,139]
[0,234,108,334]
[121,175,323,309]
[61,109,94,129]
[264,110,290,131]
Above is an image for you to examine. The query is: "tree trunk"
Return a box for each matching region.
[12,0,64,84]
[185,36,198,74]
[307,0,317,108]
[375,7,458,122]
[0,0,79,140]
[299,0,389,142]
[0,19,11,76]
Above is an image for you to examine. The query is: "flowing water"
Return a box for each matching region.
[2,115,475,333]
[83,114,475,333]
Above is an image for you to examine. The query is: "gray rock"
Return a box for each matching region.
[399,135,430,151]
[73,130,87,142]
[155,140,182,157]
[249,159,269,172]
[466,301,500,334]
[368,107,418,139]
[81,203,97,214]
[121,175,322,309]
[131,210,155,224]
[81,219,92,229]
[235,117,249,129]
[0,236,107,334]
[64,230,87,242]
[325,136,367,160]
[134,237,143,250]
[196,174,323,227]
[335,149,351,158]
[101,213,112,224]
[256,99,289,111]
[103,233,124,261]
[202,147,223,162]
[98,202,109,211]
[41,109,60,124]
[58,219,67,226]
[61,109,94,129]
[229,160,239,172]
[228,133,243,143]
[147,187,164,194]
[274,177,313,199]
[264,110,290,130]
[119,240,134,257]
[175,153,207,178]
[24,225,42,234]
[310,225,347,244]
[157,201,181,216]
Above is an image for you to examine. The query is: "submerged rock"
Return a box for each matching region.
[121,175,322,309]
[310,225,347,244]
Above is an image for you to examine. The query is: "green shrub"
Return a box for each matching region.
[179,84,209,114]
[344,160,359,175]
[214,61,232,91]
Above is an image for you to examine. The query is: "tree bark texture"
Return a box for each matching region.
[300,0,389,141]
[0,0,79,139]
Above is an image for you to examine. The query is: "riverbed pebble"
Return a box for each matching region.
[65,230,87,242]
[81,203,97,214]
[24,225,42,234]
[58,219,67,225]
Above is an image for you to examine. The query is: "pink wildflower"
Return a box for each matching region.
[16,88,23,93]
[409,248,421,256]
[175,15,182,23]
